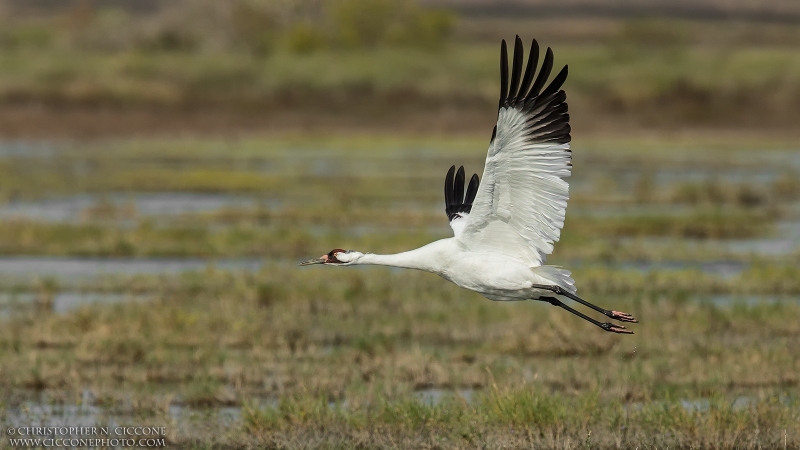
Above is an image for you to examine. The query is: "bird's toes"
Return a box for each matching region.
[610,310,638,323]
[602,323,634,334]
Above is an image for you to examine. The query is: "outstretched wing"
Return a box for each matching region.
[459,36,571,267]
[444,165,480,236]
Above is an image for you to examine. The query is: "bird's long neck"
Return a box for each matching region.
[355,240,450,274]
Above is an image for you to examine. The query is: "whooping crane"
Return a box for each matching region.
[300,36,638,334]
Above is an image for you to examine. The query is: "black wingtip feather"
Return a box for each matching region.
[499,40,508,106]
[444,166,481,222]
[465,174,480,205]
[527,47,553,99]
[444,165,455,208]
[494,37,571,147]
[508,35,523,101]
[454,166,465,205]
[517,39,539,103]
[539,65,568,99]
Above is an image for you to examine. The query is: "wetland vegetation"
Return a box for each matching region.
[1,1,800,448]
[4,1,800,137]
[1,135,799,448]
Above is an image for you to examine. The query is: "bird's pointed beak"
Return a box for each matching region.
[299,256,327,266]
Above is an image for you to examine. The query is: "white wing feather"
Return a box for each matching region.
[448,213,469,236]
[458,108,571,267]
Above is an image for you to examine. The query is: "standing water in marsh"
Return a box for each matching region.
[1,138,800,447]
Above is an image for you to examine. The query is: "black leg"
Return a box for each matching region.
[531,284,638,323]
[540,297,633,334]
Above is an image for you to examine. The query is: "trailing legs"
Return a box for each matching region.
[539,296,633,334]
[531,284,638,323]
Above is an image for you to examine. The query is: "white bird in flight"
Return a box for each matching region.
[301,36,638,334]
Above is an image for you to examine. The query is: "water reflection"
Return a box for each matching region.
[4,397,240,432]
[0,292,151,318]
[414,388,476,405]
[0,257,265,278]
[702,294,800,308]
[0,193,273,223]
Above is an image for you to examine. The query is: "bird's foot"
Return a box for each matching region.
[608,310,638,323]
[601,322,634,334]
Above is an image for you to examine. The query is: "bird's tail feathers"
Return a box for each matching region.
[532,266,577,294]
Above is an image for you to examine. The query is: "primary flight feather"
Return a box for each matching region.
[301,36,638,334]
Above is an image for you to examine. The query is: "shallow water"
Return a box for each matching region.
[0,140,57,158]
[0,193,273,223]
[2,290,796,322]
[568,204,698,218]
[3,397,240,433]
[721,220,800,256]
[618,219,800,258]
[0,255,756,282]
[702,294,800,308]
[724,238,800,256]
[0,256,265,279]
[0,292,152,319]
[625,396,757,414]
[572,260,749,279]
[414,388,476,405]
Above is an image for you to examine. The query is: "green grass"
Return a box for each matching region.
[2,29,800,129]
[1,131,799,447]
[2,36,799,102]
[0,135,793,264]
[238,389,799,448]
[2,267,800,447]
[237,390,798,448]
[0,207,776,258]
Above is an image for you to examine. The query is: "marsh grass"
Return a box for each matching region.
[0,136,794,262]
[0,207,777,258]
[0,30,798,127]
[4,11,800,135]
[2,266,800,447]
[1,133,799,447]
[239,389,799,448]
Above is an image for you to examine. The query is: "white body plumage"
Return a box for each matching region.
[337,239,565,301]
